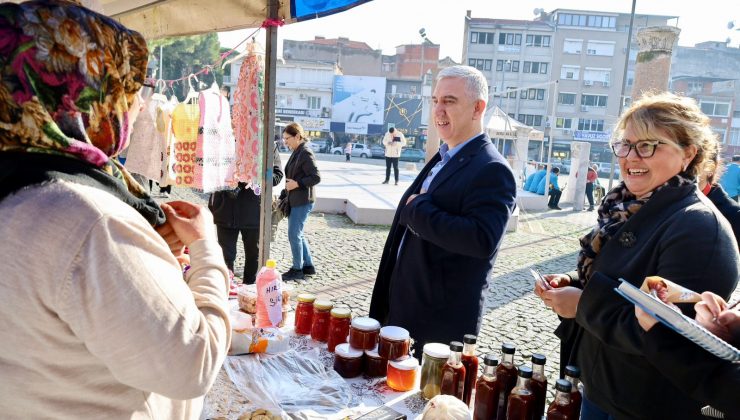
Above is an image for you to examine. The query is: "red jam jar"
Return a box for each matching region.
[294,293,316,335]
[387,356,419,392]
[364,346,387,377]
[310,299,333,342]
[327,307,352,352]
[333,343,364,378]
[349,317,381,350]
[378,326,411,360]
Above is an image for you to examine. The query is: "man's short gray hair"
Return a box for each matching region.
[436,65,488,102]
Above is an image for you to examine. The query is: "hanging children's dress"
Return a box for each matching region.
[194,83,236,192]
[170,94,200,187]
[124,92,169,183]
[158,95,179,187]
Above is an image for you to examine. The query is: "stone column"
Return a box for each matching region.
[564,141,591,211]
[631,26,681,101]
[513,126,532,189]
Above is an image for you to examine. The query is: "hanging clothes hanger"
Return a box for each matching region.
[151,79,168,102]
[222,36,265,69]
[184,74,200,104]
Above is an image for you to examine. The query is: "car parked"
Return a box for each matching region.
[331,143,373,158]
[399,148,425,163]
[596,162,620,178]
[370,145,385,159]
[307,141,322,154]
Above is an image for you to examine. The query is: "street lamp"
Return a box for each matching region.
[419,28,428,81]
[499,59,511,107]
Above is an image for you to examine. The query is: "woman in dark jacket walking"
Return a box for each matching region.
[208,144,283,284]
[281,123,321,281]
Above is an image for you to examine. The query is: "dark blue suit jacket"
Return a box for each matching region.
[369,133,516,353]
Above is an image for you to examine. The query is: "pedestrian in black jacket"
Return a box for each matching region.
[697,138,740,245]
[208,144,283,284]
[534,92,739,419]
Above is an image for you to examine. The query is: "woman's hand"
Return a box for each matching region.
[539,286,582,319]
[158,201,215,246]
[285,179,299,191]
[695,292,740,343]
[534,273,571,299]
[635,306,659,331]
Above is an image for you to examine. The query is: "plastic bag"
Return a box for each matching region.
[223,349,352,417]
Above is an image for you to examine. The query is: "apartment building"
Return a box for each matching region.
[283,37,382,77]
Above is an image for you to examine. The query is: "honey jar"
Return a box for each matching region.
[378,326,411,360]
[333,343,363,378]
[364,346,387,377]
[386,356,419,392]
[348,317,380,350]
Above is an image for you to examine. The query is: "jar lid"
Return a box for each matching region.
[334,343,363,358]
[331,308,352,318]
[314,299,333,310]
[365,345,382,358]
[351,317,381,331]
[379,326,410,341]
[423,343,450,359]
[389,356,419,371]
[297,293,316,303]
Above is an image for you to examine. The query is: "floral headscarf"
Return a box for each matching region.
[0,0,150,198]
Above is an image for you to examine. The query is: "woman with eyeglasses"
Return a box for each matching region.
[534,92,738,419]
[281,122,321,281]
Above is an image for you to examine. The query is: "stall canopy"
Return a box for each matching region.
[485,106,544,141]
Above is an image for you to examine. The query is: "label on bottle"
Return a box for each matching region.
[263,279,283,326]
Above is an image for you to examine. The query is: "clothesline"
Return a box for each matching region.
[150,18,284,87]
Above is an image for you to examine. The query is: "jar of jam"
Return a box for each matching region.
[387,356,419,392]
[348,317,381,350]
[294,293,316,335]
[378,326,411,360]
[364,346,387,377]
[333,343,363,378]
[310,299,333,342]
[420,343,450,399]
[327,307,352,352]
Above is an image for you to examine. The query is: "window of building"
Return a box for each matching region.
[307,96,321,109]
[471,31,495,44]
[558,13,615,28]
[729,128,740,146]
[511,61,520,72]
[506,86,517,98]
[520,88,545,100]
[558,93,577,105]
[469,58,493,71]
[578,119,605,131]
[497,60,520,72]
[700,101,731,117]
[499,33,522,45]
[556,117,573,129]
[517,114,543,127]
[563,39,582,54]
[585,41,615,56]
[561,65,580,80]
[581,94,608,107]
[687,81,704,92]
[525,34,551,47]
[583,68,611,85]
[523,61,549,74]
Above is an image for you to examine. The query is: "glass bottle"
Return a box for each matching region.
[310,299,333,342]
[473,354,500,420]
[420,343,450,399]
[293,293,315,335]
[461,334,479,406]
[495,343,518,419]
[326,307,351,352]
[564,365,582,420]
[546,379,574,420]
[506,365,534,420]
[530,353,548,419]
[440,341,467,401]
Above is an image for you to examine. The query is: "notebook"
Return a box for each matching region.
[615,279,740,362]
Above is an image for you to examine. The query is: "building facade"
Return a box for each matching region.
[283,37,382,77]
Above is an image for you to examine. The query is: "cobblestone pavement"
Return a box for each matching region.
[161,186,738,403]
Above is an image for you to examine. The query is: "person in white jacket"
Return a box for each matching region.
[382,127,407,185]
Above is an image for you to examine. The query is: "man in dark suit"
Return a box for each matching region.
[369,65,516,355]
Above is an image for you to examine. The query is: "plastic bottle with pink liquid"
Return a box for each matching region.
[255,259,283,328]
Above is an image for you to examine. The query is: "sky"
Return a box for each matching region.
[218,0,739,62]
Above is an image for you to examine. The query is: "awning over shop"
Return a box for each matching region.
[484,107,544,141]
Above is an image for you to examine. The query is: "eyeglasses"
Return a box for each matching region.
[610,140,673,158]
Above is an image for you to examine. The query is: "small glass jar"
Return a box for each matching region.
[387,356,419,392]
[364,346,387,377]
[349,317,381,350]
[333,343,363,378]
[420,343,450,399]
[294,293,316,335]
[310,299,333,342]
[378,326,411,360]
[327,307,352,352]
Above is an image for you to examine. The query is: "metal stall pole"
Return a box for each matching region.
[544,79,559,208]
[258,0,279,267]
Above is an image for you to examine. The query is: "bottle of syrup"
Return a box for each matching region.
[546,379,574,420]
[530,353,548,419]
[440,341,467,401]
[505,365,534,420]
[461,334,479,406]
[564,365,582,420]
[473,354,500,420]
[495,343,518,419]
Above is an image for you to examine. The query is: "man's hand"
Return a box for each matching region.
[285,179,299,191]
[406,194,419,205]
[158,201,215,247]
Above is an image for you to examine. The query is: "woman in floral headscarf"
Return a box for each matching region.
[0,2,230,418]
[533,92,739,419]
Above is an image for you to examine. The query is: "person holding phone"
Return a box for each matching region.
[382,127,407,185]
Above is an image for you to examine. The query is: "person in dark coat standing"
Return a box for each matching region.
[698,138,740,245]
[208,144,283,284]
[369,65,516,356]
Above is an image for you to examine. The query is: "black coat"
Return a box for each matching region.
[208,146,283,229]
[369,134,516,353]
[708,184,740,246]
[561,183,739,419]
[284,142,320,207]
